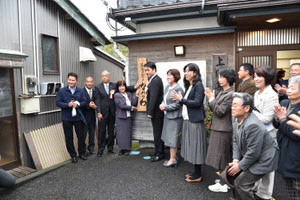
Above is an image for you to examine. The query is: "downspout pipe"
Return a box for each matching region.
[113,42,129,83]
[17,0,24,93]
[200,0,205,14]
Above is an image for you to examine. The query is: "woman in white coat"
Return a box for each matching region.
[252,65,278,200]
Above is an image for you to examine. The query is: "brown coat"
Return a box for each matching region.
[236,77,258,96]
[206,87,234,170]
[209,87,234,132]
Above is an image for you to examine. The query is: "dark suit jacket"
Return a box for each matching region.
[236,77,258,96]
[146,75,164,118]
[82,88,96,124]
[233,113,279,175]
[181,82,205,123]
[94,82,135,117]
[114,92,138,119]
[273,100,300,178]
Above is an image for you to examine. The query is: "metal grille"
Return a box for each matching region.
[237,28,300,47]
[242,56,272,67]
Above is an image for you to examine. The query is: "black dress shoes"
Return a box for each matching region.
[118,150,125,156]
[88,149,96,155]
[108,149,116,154]
[124,150,130,156]
[151,154,165,162]
[97,151,103,157]
[79,154,87,160]
[149,152,157,156]
[71,157,78,163]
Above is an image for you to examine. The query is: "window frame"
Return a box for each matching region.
[41,34,60,75]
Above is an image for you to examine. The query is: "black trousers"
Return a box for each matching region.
[98,111,115,152]
[84,119,95,151]
[151,117,164,155]
[62,120,85,157]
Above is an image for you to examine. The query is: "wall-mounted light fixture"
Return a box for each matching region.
[174,45,185,56]
[266,18,280,23]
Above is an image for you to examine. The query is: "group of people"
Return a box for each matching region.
[141,62,300,200]
[54,61,300,200]
[56,71,139,163]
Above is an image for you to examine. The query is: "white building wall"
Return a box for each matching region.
[136,17,220,33]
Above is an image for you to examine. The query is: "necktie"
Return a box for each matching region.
[89,90,92,99]
[105,84,109,95]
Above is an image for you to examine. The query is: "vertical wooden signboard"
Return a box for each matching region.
[137,58,148,111]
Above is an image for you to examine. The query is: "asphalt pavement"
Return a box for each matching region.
[0,148,287,200]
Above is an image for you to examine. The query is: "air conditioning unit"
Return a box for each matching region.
[24,75,38,95]
[53,82,63,95]
[41,82,64,95]
[41,82,55,95]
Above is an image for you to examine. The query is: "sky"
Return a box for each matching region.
[70,0,134,39]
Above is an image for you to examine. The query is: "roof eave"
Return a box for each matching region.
[112,26,236,45]
[53,0,111,46]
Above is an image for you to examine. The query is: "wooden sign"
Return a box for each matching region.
[137,58,148,111]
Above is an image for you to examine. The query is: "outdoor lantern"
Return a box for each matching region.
[174,45,185,56]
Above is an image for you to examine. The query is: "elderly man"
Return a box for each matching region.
[237,63,258,96]
[82,76,97,155]
[94,70,139,157]
[227,93,279,200]
[275,63,300,101]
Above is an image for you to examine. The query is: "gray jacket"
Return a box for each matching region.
[233,112,279,175]
[162,84,184,119]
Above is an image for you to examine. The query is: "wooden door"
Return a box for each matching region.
[0,68,19,170]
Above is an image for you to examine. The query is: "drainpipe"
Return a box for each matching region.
[18,0,24,93]
[34,0,40,94]
[200,0,205,14]
[57,10,62,84]
[31,0,37,81]
[113,21,129,83]
[113,42,129,83]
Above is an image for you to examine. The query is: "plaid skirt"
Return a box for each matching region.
[284,177,300,200]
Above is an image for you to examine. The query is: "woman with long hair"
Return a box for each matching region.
[171,63,206,182]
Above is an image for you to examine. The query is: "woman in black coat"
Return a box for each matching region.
[171,63,206,183]
[273,75,300,200]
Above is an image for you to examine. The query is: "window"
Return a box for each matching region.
[42,34,59,74]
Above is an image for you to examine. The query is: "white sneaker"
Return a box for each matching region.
[214,179,230,189]
[208,182,228,193]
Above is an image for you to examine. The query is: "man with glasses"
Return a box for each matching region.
[237,63,258,96]
[275,63,300,101]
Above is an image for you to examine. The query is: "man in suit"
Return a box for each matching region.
[94,70,138,157]
[56,72,87,163]
[228,93,279,200]
[144,61,165,162]
[237,63,258,96]
[82,76,97,155]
